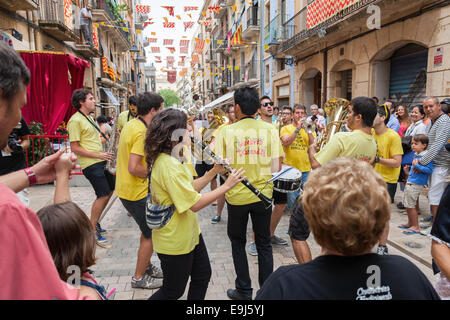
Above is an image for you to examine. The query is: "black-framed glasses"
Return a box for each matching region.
[261,102,274,107]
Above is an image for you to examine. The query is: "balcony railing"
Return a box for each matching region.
[233,69,245,85]
[246,6,258,27]
[264,14,292,46]
[93,0,131,47]
[283,7,307,41]
[38,0,78,41]
[0,0,38,11]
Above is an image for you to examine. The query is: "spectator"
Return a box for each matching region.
[0,117,31,206]
[397,105,428,210]
[308,104,325,133]
[96,115,111,144]
[80,4,93,46]
[256,157,440,300]
[0,41,84,299]
[372,97,379,104]
[372,104,403,255]
[397,105,412,137]
[272,106,279,122]
[106,116,114,127]
[385,101,400,132]
[416,97,450,235]
[280,106,292,127]
[399,134,433,235]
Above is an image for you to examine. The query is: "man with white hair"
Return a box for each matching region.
[415,97,450,235]
[308,104,325,133]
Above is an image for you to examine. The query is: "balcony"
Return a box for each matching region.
[0,0,37,11]
[74,44,101,58]
[264,15,290,54]
[243,6,259,40]
[232,68,245,86]
[92,0,131,50]
[38,0,78,42]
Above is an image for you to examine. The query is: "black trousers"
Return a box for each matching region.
[227,201,273,297]
[149,234,211,300]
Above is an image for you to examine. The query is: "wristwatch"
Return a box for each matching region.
[295,128,300,134]
[24,167,37,186]
[375,156,380,163]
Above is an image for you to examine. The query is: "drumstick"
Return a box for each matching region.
[268,166,294,182]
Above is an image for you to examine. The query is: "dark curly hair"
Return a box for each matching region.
[145,108,187,172]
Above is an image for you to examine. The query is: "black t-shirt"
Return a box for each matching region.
[0,118,30,175]
[256,254,440,300]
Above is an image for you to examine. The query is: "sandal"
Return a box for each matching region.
[398,224,411,229]
[403,228,420,235]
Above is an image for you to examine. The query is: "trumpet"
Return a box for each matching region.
[301,117,316,134]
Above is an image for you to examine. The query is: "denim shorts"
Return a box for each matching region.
[82,161,115,198]
[288,200,310,241]
[120,197,152,239]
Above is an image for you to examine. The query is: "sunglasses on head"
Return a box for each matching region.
[261,102,274,107]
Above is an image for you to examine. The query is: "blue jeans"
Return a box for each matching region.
[287,171,310,210]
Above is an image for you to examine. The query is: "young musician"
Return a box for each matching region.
[215,87,284,300]
[117,95,138,133]
[115,92,164,290]
[146,108,244,300]
[67,89,115,243]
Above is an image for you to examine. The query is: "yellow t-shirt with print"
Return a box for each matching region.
[115,118,148,201]
[315,130,377,165]
[372,128,404,183]
[67,111,103,170]
[215,118,284,205]
[117,110,136,132]
[280,124,316,173]
[150,153,202,255]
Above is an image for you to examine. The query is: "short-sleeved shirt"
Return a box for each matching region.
[0,118,30,175]
[373,128,404,183]
[215,118,284,205]
[79,8,92,26]
[280,124,315,173]
[117,110,136,132]
[315,130,377,165]
[67,112,103,170]
[150,153,202,255]
[115,118,148,201]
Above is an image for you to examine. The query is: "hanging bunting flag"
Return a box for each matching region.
[151,47,160,53]
[217,40,223,44]
[163,17,168,23]
[184,6,198,12]
[155,56,161,60]
[167,56,175,63]
[183,21,194,31]
[202,11,207,17]
[162,6,175,16]
[101,57,108,73]
[93,23,99,28]
[232,5,237,12]
[163,39,174,46]
[176,15,181,20]
[178,61,184,67]
[167,47,176,54]
[143,21,154,28]
[180,56,186,63]
[187,13,192,19]
[227,31,232,53]
[151,32,156,35]
[206,39,210,44]
[163,22,175,28]
[180,47,188,54]
[122,27,128,32]
[199,20,212,26]
[208,7,221,14]
[135,5,150,14]
[148,38,158,43]
[180,40,189,47]
[230,25,242,45]
[92,24,99,50]
[136,30,142,34]
[194,39,205,54]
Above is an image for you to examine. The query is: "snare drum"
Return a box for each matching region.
[272,165,302,193]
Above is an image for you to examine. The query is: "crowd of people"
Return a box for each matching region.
[0,41,449,300]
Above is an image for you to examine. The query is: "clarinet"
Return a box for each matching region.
[191,136,273,209]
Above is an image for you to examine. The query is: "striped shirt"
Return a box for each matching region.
[419,113,450,167]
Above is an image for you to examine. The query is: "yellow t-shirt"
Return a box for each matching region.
[115,119,148,201]
[117,110,136,132]
[315,130,377,165]
[150,153,202,255]
[280,124,316,173]
[372,128,404,183]
[67,111,103,170]
[215,118,284,205]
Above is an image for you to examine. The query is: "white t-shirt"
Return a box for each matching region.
[80,8,92,26]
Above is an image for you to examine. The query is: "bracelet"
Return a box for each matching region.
[375,156,380,163]
[24,167,37,186]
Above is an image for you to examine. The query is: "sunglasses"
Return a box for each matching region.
[261,102,274,107]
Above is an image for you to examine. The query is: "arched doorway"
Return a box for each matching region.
[300,68,322,109]
[371,42,428,107]
[329,59,356,101]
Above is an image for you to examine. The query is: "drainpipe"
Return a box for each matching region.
[322,48,328,106]
[26,11,35,50]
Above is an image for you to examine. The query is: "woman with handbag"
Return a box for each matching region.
[398,105,427,209]
[145,108,245,300]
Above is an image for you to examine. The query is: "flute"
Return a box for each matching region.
[191,136,273,209]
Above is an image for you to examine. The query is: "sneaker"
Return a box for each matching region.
[421,215,433,222]
[420,227,432,236]
[96,232,107,244]
[131,274,163,289]
[247,242,257,256]
[96,222,107,234]
[211,215,221,224]
[270,235,288,246]
[145,264,163,279]
[377,245,388,255]
[226,288,252,300]
[419,221,432,229]
[396,202,406,210]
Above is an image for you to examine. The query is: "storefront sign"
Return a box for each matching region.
[0,32,13,47]
[434,47,443,67]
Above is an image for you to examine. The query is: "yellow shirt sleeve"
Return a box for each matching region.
[130,128,145,157]
[314,133,343,165]
[67,118,81,142]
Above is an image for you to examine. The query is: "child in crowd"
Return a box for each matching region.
[37,153,115,300]
[399,134,434,235]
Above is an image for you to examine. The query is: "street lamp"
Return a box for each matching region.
[129,45,140,94]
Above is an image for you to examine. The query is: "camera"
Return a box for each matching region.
[311,115,318,122]
[7,122,23,154]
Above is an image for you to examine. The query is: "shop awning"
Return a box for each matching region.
[200,91,235,112]
[101,88,120,105]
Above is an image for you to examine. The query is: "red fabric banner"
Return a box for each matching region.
[19,52,88,135]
